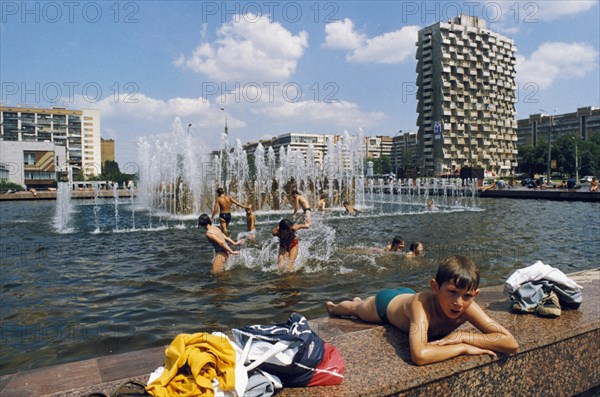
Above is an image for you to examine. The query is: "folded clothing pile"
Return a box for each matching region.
[504,261,583,318]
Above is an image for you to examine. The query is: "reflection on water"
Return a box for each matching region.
[1,198,599,374]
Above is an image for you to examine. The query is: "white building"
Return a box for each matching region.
[0,140,67,188]
[0,105,101,179]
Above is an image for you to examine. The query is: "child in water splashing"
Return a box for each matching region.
[272,219,309,271]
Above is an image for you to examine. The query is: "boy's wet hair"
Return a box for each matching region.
[435,255,480,291]
[216,188,225,195]
[198,214,212,228]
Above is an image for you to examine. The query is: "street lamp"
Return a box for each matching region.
[539,108,557,185]
[220,107,228,135]
[219,107,228,187]
[572,135,579,184]
[186,123,192,134]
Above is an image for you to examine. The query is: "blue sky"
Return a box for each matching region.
[1,1,599,166]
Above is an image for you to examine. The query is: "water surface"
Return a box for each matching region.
[1,197,598,374]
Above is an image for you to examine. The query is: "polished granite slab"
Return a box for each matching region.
[1,269,598,397]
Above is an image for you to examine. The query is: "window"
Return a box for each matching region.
[25,171,55,180]
[24,152,36,165]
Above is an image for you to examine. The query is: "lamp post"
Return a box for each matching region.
[186,123,192,134]
[220,107,228,135]
[572,135,579,184]
[539,108,556,185]
[219,107,228,187]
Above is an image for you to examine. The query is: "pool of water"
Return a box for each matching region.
[1,197,598,374]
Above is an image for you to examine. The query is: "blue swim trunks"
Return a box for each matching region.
[375,287,416,323]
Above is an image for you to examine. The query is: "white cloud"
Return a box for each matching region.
[174,14,308,81]
[68,89,384,164]
[534,0,597,20]
[323,18,367,50]
[487,0,597,34]
[323,19,419,64]
[516,42,598,89]
[348,26,420,64]
[255,99,386,129]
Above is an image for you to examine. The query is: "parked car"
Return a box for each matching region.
[580,176,594,183]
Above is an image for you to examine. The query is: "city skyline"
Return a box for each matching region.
[1,1,599,167]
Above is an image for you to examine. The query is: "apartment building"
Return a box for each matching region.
[415,15,518,176]
[0,140,67,188]
[0,106,101,179]
[393,131,419,172]
[516,106,600,147]
[243,132,341,166]
[365,135,393,159]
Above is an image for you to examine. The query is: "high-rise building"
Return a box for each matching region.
[415,15,518,176]
[0,105,101,178]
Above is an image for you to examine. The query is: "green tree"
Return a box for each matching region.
[100,160,136,185]
[517,145,546,176]
[73,168,86,181]
[368,155,393,175]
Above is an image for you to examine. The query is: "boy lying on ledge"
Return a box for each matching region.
[326,255,519,365]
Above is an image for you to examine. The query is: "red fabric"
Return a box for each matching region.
[307,342,346,387]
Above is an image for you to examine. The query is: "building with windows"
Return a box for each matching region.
[0,106,101,179]
[393,132,419,173]
[244,132,399,165]
[365,135,393,159]
[516,106,600,147]
[415,15,518,176]
[243,132,341,166]
[0,140,67,189]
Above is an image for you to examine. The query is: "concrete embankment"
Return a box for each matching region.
[2,186,599,202]
[478,186,600,202]
[1,269,598,396]
[0,190,134,201]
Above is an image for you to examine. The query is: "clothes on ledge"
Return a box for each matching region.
[504,261,583,312]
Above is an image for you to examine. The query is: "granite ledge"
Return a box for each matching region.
[1,269,598,397]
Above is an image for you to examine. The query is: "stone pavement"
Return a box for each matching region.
[1,269,598,396]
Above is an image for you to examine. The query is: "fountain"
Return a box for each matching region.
[53,182,73,233]
[136,120,476,217]
[17,119,598,379]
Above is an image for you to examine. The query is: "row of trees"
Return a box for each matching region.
[518,133,600,178]
[74,160,137,186]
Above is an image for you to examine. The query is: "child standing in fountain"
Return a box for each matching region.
[272,219,309,271]
[244,205,256,239]
[198,214,243,274]
[291,190,311,226]
[326,255,518,365]
[211,188,249,236]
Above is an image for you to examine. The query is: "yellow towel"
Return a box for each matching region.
[146,332,236,397]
